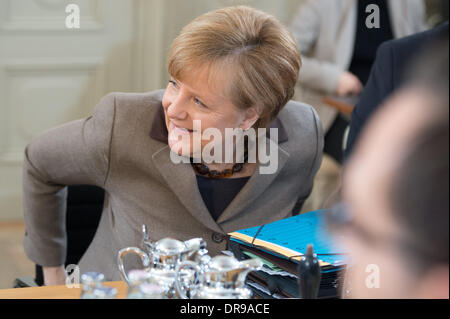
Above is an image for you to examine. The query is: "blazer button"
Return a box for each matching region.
[212,232,225,243]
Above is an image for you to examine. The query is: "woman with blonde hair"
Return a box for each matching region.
[23,6,323,284]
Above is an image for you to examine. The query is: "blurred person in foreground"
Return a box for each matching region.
[329,39,449,298]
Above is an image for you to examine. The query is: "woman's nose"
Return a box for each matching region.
[166,95,188,120]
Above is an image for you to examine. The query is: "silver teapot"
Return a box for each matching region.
[175,255,263,299]
[117,225,208,297]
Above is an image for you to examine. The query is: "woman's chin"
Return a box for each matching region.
[168,140,192,158]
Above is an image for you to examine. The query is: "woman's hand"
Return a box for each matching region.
[43,265,67,286]
[336,71,363,96]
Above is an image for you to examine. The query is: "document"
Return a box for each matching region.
[228,210,348,266]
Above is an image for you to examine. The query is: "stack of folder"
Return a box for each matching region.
[227,210,348,299]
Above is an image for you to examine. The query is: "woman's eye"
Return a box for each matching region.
[194,97,206,108]
[169,80,178,89]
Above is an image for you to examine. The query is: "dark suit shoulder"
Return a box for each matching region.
[379,22,449,84]
[345,23,448,158]
[387,21,448,53]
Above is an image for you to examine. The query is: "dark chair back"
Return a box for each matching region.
[35,185,104,286]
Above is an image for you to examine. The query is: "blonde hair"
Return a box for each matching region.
[167,6,301,128]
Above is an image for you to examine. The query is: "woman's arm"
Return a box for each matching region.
[43,265,67,286]
[290,0,345,94]
[22,93,116,281]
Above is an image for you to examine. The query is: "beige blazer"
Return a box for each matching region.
[291,0,426,131]
[22,89,324,281]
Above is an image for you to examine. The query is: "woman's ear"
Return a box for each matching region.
[240,106,260,130]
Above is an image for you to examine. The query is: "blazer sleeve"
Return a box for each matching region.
[292,105,324,214]
[307,106,324,192]
[290,0,344,94]
[22,93,116,267]
[344,41,394,159]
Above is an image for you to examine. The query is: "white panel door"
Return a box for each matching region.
[0,0,136,220]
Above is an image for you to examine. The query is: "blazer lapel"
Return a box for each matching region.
[216,139,290,224]
[151,145,224,234]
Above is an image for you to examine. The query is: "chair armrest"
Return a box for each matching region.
[13,276,39,288]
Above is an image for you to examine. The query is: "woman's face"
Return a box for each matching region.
[162,65,258,159]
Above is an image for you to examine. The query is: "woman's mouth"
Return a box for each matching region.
[169,121,194,135]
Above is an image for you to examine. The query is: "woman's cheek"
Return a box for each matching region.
[162,91,171,110]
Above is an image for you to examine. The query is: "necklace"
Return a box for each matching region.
[190,152,249,179]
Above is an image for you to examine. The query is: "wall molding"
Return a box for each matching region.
[0,58,105,164]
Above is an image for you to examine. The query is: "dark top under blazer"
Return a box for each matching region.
[22,89,323,280]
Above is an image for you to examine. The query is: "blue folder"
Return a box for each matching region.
[228,210,348,266]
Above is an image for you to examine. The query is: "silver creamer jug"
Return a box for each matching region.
[117,225,207,298]
[175,255,262,299]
